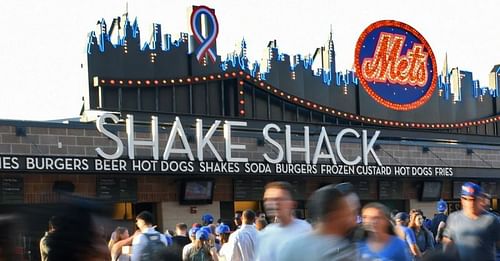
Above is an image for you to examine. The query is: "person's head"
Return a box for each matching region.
[334,182,361,229]
[196,229,209,241]
[201,213,214,226]
[136,211,154,231]
[219,232,230,244]
[334,183,361,216]
[436,199,447,214]
[480,192,491,212]
[409,209,423,216]
[255,218,268,231]
[192,223,202,228]
[234,211,243,227]
[194,229,210,250]
[408,212,424,230]
[176,223,188,236]
[460,182,483,216]
[188,227,200,241]
[200,226,212,237]
[263,181,296,223]
[215,224,230,235]
[216,224,231,244]
[362,203,394,236]
[242,209,256,225]
[390,209,399,220]
[394,212,409,226]
[307,184,356,236]
[48,215,63,232]
[208,224,217,235]
[113,227,129,241]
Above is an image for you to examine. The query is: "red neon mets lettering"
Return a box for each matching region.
[361,32,428,87]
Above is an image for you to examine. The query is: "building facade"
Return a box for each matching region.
[3,6,500,259]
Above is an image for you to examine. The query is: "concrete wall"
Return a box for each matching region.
[409,199,438,219]
[160,201,221,231]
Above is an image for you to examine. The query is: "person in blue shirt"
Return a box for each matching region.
[408,212,434,257]
[394,212,422,259]
[430,199,448,247]
[358,202,412,261]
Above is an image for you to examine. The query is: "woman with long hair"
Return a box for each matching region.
[408,212,434,257]
[215,224,231,246]
[188,230,219,261]
[108,227,135,261]
[216,224,232,261]
[358,203,412,261]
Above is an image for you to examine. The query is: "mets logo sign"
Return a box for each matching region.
[354,20,437,111]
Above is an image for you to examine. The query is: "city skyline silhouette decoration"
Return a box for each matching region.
[85,5,500,135]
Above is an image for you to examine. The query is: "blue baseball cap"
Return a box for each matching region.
[196,229,209,240]
[189,227,200,237]
[216,224,230,235]
[394,212,409,221]
[461,182,482,198]
[201,226,212,235]
[436,199,447,212]
[201,213,214,224]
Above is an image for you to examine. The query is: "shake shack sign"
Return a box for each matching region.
[0,155,454,177]
[96,113,383,166]
[0,113,454,177]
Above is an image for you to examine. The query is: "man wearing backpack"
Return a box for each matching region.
[131,211,171,261]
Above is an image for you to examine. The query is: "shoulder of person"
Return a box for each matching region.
[259,223,279,235]
[401,225,411,233]
[183,242,193,250]
[482,212,500,224]
[145,231,167,239]
[448,210,462,219]
[294,218,312,229]
[132,233,146,244]
[390,235,408,247]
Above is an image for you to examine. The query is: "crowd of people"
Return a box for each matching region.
[38,181,500,261]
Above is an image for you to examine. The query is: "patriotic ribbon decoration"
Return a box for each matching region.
[190,6,219,63]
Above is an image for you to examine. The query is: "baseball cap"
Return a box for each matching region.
[189,227,200,237]
[196,229,209,240]
[461,182,482,198]
[201,226,212,235]
[216,224,231,235]
[394,212,409,221]
[436,199,447,212]
[201,213,214,224]
[334,182,354,195]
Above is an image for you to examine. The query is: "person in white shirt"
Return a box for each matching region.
[219,209,258,261]
[277,184,359,261]
[131,211,169,261]
[256,181,312,261]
